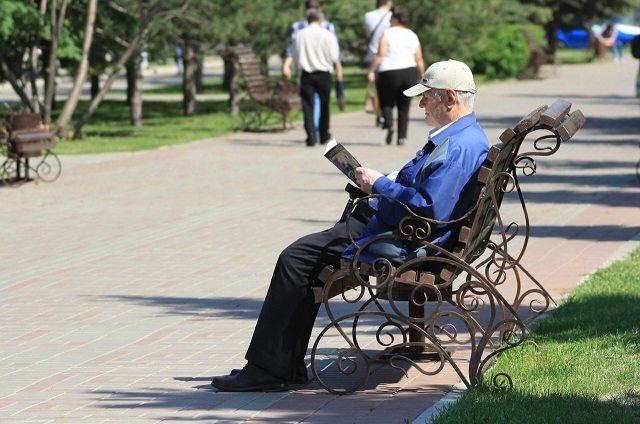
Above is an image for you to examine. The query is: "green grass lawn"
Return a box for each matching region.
[430,247,640,424]
[50,65,499,155]
[52,68,372,155]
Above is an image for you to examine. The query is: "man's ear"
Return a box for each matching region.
[445,88,457,106]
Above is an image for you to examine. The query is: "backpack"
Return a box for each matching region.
[631,35,640,59]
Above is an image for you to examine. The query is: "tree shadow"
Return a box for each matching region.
[91,295,264,319]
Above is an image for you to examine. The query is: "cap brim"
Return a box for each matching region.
[403,83,429,97]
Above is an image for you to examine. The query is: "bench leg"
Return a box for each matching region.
[24,158,30,181]
[16,158,23,181]
[408,300,425,352]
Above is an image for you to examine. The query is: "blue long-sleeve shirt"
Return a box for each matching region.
[343,112,489,264]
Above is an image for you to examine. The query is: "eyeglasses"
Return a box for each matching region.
[421,89,441,101]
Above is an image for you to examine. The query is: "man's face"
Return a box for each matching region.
[418,89,443,127]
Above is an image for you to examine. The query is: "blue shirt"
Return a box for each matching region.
[343,112,489,263]
[285,19,338,58]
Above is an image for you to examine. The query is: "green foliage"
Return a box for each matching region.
[0,0,41,72]
[0,0,38,41]
[524,0,640,21]
[473,25,530,79]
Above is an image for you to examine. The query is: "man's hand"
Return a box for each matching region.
[355,167,383,194]
[282,57,293,80]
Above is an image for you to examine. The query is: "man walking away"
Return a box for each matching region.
[292,9,343,146]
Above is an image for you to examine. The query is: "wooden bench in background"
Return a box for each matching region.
[220,46,301,131]
[0,113,61,184]
[310,99,586,394]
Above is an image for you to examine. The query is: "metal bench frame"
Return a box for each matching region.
[310,99,586,394]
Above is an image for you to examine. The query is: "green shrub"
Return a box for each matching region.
[473,25,530,79]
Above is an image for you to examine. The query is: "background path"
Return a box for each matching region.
[0,59,639,423]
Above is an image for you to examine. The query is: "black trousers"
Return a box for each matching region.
[377,67,418,139]
[300,71,332,144]
[245,202,372,381]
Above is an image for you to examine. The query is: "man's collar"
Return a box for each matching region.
[428,113,476,146]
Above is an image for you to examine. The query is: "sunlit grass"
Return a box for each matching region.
[430,247,640,424]
[52,67,371,154]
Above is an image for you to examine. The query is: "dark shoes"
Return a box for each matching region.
[385,128,395,145]
[307,133,331,146]
[211,363,290,392]
[320,133,332,145]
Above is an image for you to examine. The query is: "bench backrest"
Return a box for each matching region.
[227,46,272,102]
[6,113,42,132]
[435,100,585,283]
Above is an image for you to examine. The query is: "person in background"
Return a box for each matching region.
[633,34,640,97]
[209,59,488,392]
[292,9,342,146]
[368,6,424,146]
[364,0,393,127]
[283,0,342,139]
[175,44,183,76]
[595,23,623,63]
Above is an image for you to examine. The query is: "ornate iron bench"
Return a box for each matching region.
[310,99,586,394]
[0,113,61,184]
[222,46,301,131]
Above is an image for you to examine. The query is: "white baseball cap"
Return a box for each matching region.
[403,59,477,97]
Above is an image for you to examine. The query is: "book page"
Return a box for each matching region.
[323,140,362,184]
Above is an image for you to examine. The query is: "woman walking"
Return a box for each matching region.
[367,6,424,145]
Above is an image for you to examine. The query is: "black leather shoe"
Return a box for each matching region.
[230,366,309,384]
[386,128,395,145]
[211,363,290,392]
[320,133,332,145]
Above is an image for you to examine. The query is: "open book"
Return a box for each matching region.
[324,139,362,184]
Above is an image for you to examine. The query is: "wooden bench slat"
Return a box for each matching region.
[515,105,547,133]
[15,141,56,153]
[498,127,517,144]
[555,109,586,141]
[540,99,572,127]
[13,131,55,143]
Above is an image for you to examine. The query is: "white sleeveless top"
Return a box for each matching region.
[378,27,420,73]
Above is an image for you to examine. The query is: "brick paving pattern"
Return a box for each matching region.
[1,60,639,423]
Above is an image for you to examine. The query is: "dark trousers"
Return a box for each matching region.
[245,202,372,381]
[300,71,332,145]
[377,67,417,139]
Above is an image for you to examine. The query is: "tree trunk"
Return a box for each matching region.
[126,63,135,105]
[545,18,558,59]
[222,55,233,91]
[182,36,197,116]
[72,1,163,139]
[43,0,67,125]
[130,60,143,126]
[27,0,49,114]
[229,57,240,115]
[91,75,100,99]
[196,56,204,94]
[0,60,35,111]
[55,0,97,138]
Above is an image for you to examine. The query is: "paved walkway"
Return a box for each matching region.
[1,59,639,424]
